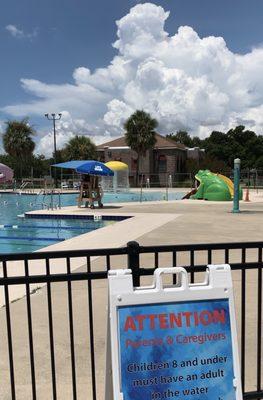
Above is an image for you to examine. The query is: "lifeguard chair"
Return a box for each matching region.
[78,175,103,208]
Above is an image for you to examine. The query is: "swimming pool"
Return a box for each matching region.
[0,190,184,254]
[0,218,116,254]
[0,193,124,253]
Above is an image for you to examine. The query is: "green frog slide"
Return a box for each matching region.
[187,170,243,201]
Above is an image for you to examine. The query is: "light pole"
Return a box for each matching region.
[45,113,62,187]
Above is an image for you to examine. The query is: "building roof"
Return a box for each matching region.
[97,133,186,151]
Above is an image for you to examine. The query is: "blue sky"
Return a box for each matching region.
[1,0,263,154]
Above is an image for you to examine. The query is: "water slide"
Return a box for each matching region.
[217,173,234,197]
[183,170,242,201]
[0,163,14,184]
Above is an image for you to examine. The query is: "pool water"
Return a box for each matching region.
[0,219,114,254]
[0,193,117,253]
[103,191,184,203]
[0,190,184,254]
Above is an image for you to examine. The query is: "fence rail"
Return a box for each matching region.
[0,241,262,399]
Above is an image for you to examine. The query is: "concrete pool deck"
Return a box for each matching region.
[0,191,263,399]
[24,187,263,246]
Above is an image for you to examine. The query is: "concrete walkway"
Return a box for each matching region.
[0,195,262,399]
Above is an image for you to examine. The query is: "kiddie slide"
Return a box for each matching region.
[217,173,234,197]
[184,170,242,201]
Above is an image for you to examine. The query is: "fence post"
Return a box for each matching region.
[127,241,140,286]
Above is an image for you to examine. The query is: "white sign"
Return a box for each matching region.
[106,266,243,400]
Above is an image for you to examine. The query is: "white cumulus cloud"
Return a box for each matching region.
[3,3,263,155]
[36,111,112,157]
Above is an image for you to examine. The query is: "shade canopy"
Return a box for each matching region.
[105,161,128,171]
[53,160,114,176]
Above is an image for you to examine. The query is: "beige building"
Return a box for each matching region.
[97,133,187,185]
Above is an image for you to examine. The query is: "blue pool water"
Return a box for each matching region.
[0,193,119,253]
[0,190,184,254]
[103,191,184,203]
[24,190,182,207]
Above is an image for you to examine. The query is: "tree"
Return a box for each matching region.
[31,154,51,178]
[202,126,263,169]
[191,136,203,148]
[63,135,97,160]
[186,155,228,176]
[52,149,67,164]
[167,131,203,148]
[167,131,193,147]
[202,130,234,166]
[124,110,158,185]
[226,126,263,168]
[3,119,35,178]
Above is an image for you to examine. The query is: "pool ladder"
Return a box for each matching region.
[35,189,62,210]
[18,181,34,194]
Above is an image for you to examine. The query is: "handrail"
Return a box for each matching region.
[18,181,35,194]
[33,188,61,210]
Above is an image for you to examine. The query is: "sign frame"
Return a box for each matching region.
[106,265,243,400]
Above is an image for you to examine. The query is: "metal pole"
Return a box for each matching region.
[45,113,62,189]
[52,117,57,189]
[53,118,57,165]
[232,158,241,213]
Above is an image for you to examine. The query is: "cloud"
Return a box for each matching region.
[3,3,263,155]
[6,24,38,40]
[36,111,112,156]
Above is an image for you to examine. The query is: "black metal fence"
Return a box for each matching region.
[0,241,262,399]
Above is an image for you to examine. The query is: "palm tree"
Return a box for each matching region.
[64,135,97,160]
[124,110,158,185]
[3,119,35,178]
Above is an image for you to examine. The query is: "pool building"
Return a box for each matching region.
[97,133,187,185]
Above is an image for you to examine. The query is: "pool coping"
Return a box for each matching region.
[24,208,180,253]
